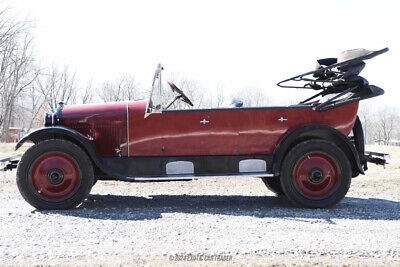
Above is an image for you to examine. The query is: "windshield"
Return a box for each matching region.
[145,64,196,116]
[145,64,163,117]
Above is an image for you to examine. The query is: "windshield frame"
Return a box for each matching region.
[145,64,164,118]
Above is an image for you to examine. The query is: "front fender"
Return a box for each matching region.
[16,126,147,181]
[16,126,104,174]
[17,126,92,150]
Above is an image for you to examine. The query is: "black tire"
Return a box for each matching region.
[280,139,351,208]
[16,139,94,210]
[261,177,284,195]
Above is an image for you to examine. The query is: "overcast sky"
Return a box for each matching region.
[4,0,400,107]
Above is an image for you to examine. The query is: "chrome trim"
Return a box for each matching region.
[239,159,267,173]
[166,161,194,175]
[133,177,193,181]
[278,117,287,122]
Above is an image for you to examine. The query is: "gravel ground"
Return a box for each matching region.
[0,144,399,266]
[1,173,400,266]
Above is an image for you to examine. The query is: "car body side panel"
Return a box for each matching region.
[128,101,358,156]
[62,102,128,157]
[236,102,358,154]
[61,100,358,157]
[160,110,241,156]
[128,101,163,156]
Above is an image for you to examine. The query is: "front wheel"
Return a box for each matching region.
[17,139,94,210]
[280,139,351,208]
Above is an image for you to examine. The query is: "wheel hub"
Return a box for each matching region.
[309,168,324,183]
[46,168,64,185]
[30,152,81,201]
[294,152,339,199]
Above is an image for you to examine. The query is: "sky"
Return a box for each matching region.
[4,0,400,107]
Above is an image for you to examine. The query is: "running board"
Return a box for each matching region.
[130,172,276,182]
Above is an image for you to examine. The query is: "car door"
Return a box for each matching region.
[128,101,164,156]
[235,108,289,155]
[161,109,241,156]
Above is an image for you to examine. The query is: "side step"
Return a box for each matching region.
[131,172,276,182]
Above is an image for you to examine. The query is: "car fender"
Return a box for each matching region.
[272,123,364,177]
[16,126,107,176]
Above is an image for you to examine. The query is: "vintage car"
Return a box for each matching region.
[8,48,388,209]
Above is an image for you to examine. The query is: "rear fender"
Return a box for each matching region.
[272,124,364,177]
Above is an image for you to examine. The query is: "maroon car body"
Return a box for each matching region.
[61,100,358,157]
[12,48,389,209]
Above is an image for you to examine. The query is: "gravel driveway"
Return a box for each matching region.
[1,169,400,265]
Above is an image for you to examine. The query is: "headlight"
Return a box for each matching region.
[44,102,64,126]
[44,112,53,126]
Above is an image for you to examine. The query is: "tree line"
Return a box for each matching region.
[0,8,398,145]
[0,6,271,142]
[359,105,400,146]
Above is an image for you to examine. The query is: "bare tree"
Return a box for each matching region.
[231,87,271,107]
[214,85,225,108]
[98,81,117,102]
[374,107,398,145]
[0,7,30,51]
[14,73,47,133]
[80,80,94,104]
[121,75,142,100]
[0,30,38,141]
[358,103,372,144]
[35,65,78,112]
[98,75,142,102]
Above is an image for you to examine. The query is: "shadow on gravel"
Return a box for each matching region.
[38,194,400,222]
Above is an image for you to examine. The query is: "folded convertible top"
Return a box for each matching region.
[278,48,388,112]
[277,47,388,90]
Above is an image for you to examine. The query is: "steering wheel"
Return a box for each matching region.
[167,81,194,107]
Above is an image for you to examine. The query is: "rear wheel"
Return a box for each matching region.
[261,177,284,195]
[280,139,351,208]
[17,139,94,210]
